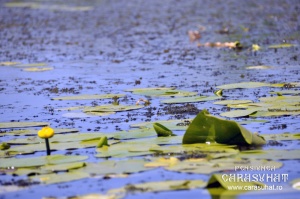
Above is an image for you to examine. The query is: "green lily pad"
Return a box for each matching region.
[111,128,156,140]
[7,133,110,144]
[95,142,157,158]
[153,123,175,137]
[220,109,258,118]
[0,155,88,168]
[30,171,90,184]
[246,65,272,70]
[130,119,192,131]
[7,139,119,154]
[84,104,144,112]
[182,109,266,145]
[0,122,49,129]
[161,96,221,104]
[237,149,300,160]
[41,162,86,172]
[0,143,10,150]
[263,133,300,141]
[1,128,78,136]
[291,178,300,190]
[126,87,197,97]
[79,159,151,175]
[52,94,125,100]
[121,180,206,192]
[216,82,283,90]
[214,100,253,105]
[206,173,265,189]
[250,110,300,117]
[269,90,300,95]
[268,43,295,48]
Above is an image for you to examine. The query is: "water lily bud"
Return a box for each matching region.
[38,126,54,139]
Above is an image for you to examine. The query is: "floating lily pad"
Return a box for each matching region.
[183,109,266,145]
[41,162,86,172]
[130,119,192,131]
[30,171,90,184]
[52,94,125,101]
[220,109,258,118]
[268,43,295,48]
[7,133,109,144]
[161,96,221,104]
[111,128,156,140]
[0,61,20,66]
[0,122,49,129]
[1,128,78,136]
[7,138,119,154]
[269,90,300,95]
[216,82,283,90]
[263,133,300,141]
[118,180,206,193]
[126,87,197,97]
[0,155,88,168]
[22,67,53,72]
[246,65,272,70]
[237,149,300,160]
[15,63,47,67]
[291,178,300,190]
[79,159,151,175]
[206,173,265,189]
[214,100,253,105]
[84,104,144,113]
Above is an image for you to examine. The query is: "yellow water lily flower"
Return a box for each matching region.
[38,126,54,139]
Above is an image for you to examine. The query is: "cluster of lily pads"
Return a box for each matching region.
[0,81,300,198]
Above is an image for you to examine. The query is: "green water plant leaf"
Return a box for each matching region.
[246,65,272,70]
[131,119,192,131]
[84,104,144,113]
[0,122,49,129]
[161,96,221,104]
[153,123,175,137]
[7,133,109,144]
[182,109,266,145]
[41,162,86,172]
[220,109,258,118]
[263,133,300,141]
[126,87,197,97]
[0,143,10,150]
[268,43,295,48]
[214,100,253,105]
[30,171,89,184]
[237,149,300,160]
[206,173,266,189]
[1,128,78,136]
[97,136,109,148]
[216,82,283,90]
[52,94,125,100]
[0,155,88,168]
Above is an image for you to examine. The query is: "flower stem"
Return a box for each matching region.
[45,138,51,156]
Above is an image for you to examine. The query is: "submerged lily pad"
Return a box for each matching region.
[182,109,266,145]
[52,94,125,101]
[0,122,49,129]
[0,155,88,168]
[161,96,221,104]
